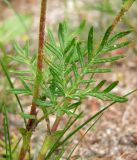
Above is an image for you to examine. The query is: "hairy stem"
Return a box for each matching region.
[112,0,135,32]
[27,0,47,130]
[18,0,47,159]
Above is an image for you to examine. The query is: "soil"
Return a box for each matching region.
[0,1,137,160]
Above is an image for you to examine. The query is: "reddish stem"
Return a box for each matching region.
[27,0,47,131]
[51,116,62,132]
[18,0,47,159]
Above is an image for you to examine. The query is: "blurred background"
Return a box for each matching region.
[0,0,137,159]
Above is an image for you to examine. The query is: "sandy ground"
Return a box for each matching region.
[0,0,137,160]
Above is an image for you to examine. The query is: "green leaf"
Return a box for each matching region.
[85,68,112,73]
[103,41,130,53]
[62,21,68,34]
[14,43,25,56]
[9,70,31,75]
[92,80,106,92]
[19,112,36,119]
[55,83,65,96]
[89,92,109,101]
[64,65,74,76]
[97,25,113,54]
[64,38,75,54]
[45,42,63,60]
[65,44,75,65]
[58,23,65,50]
[8,55,29,64]
[108,30,132,44]
[62,109,77,117]
[76,43,84,67]
[31,54,37,63]
[8,88,32,95]
[66,76,73,86]
[18,76,33,82]
[48,61,62,75]
[72,47,87,63]
[74,20,86,35]
[49,63,63,83]
[103,81,119,93]
[47,28,56,46]
[91,55,125,64]
[20,77,31,91]
[72,63,79,80]
[107,93,128,102]
[33,99,52,107]
[80,79,95,84]
[87,26,94,62]
[68,102,81,110]
[24,40,29,58]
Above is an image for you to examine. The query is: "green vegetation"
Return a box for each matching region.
[0,0,136,160]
